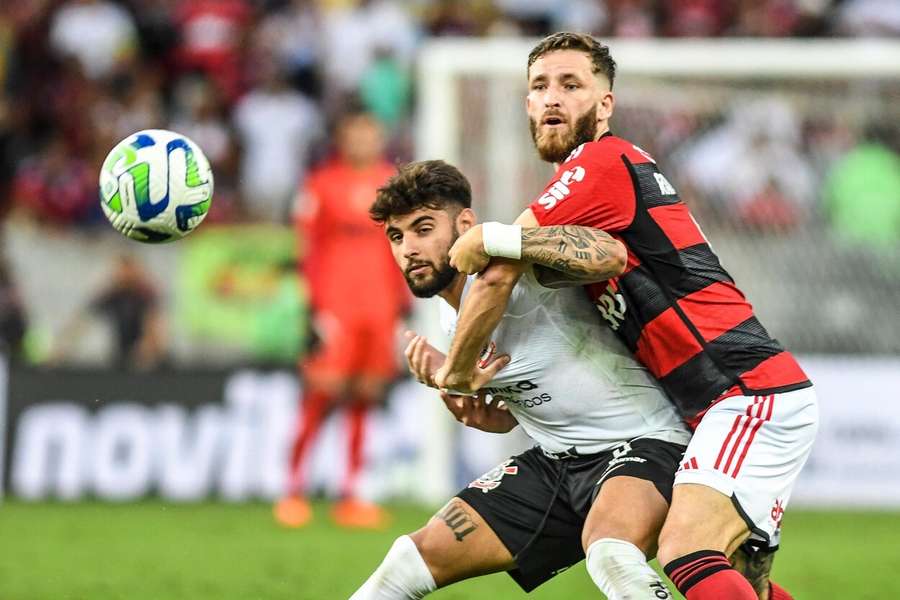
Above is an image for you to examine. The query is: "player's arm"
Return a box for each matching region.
[522,222,626,289]
[440,391,519,434]
[448,208,626,287]
[434,257,523,394]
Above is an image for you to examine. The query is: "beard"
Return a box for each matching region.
[529,105,598,164]
[403,232,460,298]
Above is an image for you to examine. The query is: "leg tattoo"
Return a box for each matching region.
[435,500,478,542]
[731,542,775,600]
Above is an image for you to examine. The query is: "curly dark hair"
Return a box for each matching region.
[527,32,616,89]
[370,160,471,223]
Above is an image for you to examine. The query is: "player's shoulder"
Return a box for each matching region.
[563,134,657,168]
[306,159,343,186]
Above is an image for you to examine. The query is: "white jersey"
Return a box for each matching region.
[440,270,690,454]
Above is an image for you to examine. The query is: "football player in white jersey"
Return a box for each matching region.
[349,160,690,600]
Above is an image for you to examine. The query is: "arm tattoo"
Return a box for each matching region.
[522,225,623,288]
[435,500,479,542]
[731,543,775,599]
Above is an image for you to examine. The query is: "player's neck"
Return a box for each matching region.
[344,157,378,170]
[438,273,468,311]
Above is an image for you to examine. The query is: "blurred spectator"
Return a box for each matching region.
[233,52,322,222]
[90,68,166,157]
[823,124,900,248]
[732,0,796,37]
[552,0,609,35]
[170,73,239,221]
[677,97,816,229]
[835,0,900,36]
[320,0,418,98]
[48,0,138,80]
[257,0,323,98]
[493,0,559,34]
[172,0,252,102]
[275,109,409,529]
[608,0,657,37]
[662,0,731,37]
[0,254,27,360]
[359,47,410,132]
[12,134,98,226]
[52,255,167,369]
[0,9,12,86]
[425,0,493,36]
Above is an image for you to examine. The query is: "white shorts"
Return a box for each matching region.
[673,387,818,548]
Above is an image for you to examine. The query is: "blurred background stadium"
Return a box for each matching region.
[0,1,898,598]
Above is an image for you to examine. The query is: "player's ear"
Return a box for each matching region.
[597,90,614,122]
[456,207,476,233]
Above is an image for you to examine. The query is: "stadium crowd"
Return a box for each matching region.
[0,0,898,232]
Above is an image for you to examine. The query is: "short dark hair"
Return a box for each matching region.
[370,160,471,223]
[527,32,616,89]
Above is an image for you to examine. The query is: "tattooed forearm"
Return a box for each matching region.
[435,500,479,542]
[730,543,774,599]
[522,225,626,288]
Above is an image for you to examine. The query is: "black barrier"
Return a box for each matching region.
[1,365,299,501]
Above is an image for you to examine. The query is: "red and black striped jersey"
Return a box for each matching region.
[529,134,811,422]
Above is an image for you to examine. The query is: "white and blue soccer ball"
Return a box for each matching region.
[99,129,214,243]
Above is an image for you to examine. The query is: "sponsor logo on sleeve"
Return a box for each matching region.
[536,166,586,211]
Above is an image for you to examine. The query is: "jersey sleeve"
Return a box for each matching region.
[528,142,637,233]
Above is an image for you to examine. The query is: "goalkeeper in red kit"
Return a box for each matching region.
[436,33,817,600]
[274,109,409,529]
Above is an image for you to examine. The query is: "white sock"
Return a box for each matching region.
[350,535,437,599]
[585,538,673,600]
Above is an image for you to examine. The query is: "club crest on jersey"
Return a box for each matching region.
[477,341,497,369]
[770,498,785,530]
[468,459,518,493]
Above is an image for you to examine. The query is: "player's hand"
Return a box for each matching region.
[449,224,490,274]
[403,331,445,388]
[434,353,510,395]
[440,391,518,433]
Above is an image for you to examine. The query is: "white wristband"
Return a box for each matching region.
[482,222,522,259]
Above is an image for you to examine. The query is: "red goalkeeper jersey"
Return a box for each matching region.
[296,158,409,318]
[529,133,811,422]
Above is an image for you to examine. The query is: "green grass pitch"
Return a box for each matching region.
[1,501,898,599]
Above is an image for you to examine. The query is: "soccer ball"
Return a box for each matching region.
[99,129,214,243]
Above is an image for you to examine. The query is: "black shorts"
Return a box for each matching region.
[456,437,685,592]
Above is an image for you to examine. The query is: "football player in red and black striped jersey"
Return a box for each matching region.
[437,33,816,600]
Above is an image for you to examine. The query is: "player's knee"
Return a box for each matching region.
[351,377,387,403]
[587,538,640,574]
[304,372,346,398]
[352,534,436,599]
[582,518,658,556]
[408,527,450,585]
[656,522,694,567]
[586,538,672,600]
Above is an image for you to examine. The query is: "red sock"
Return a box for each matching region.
[769,581,794,600]
[341,401,369,498]
[664,551,758,600]
[285,388,332,495]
